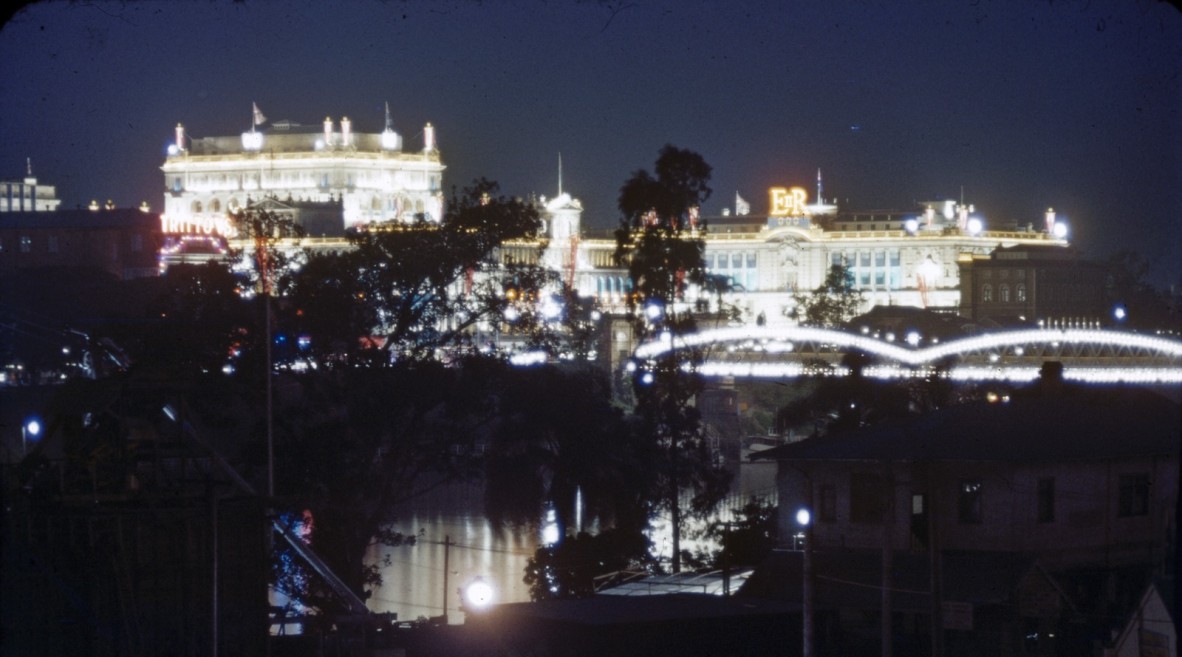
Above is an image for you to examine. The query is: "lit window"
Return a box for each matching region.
[19,236,32,253]
[958,480,982,524]
[1000,284,1010,303]
[981,284,992,302]
[1016,284,1027,302]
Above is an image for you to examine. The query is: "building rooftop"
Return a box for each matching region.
[756,384,1180,464]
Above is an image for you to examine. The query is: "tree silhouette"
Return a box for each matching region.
[789,263,864,328]
[614,145,730,573]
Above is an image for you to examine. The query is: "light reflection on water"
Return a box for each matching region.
[362,482,536,624]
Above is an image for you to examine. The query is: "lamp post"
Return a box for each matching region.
[797,506,814,657]
[22,417,41,457]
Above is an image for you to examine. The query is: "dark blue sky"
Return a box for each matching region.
[2,0,1179,281]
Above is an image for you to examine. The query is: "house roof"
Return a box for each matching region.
[484,592,794,627]
[0,208,159,230]
[737,548,1037,613]
[756,386,1180,464]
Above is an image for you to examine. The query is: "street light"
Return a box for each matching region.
[22,416,42,457]
[797,505,814,657]
[462,577,495,613]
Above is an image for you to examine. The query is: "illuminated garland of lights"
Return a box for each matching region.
[631,327,1182,384]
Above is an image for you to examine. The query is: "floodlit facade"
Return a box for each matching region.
[160,110,445,238]
[555,176,1070,325]
[155,111,1070,326]
[1,161,62,213]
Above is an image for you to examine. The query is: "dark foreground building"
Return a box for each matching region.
[1,378,269,656]
[758,375,1179,655]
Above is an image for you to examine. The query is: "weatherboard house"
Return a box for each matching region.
[754,379,1179,654]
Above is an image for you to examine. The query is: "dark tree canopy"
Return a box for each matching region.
[790,263,865,328]
[612,146,730,573]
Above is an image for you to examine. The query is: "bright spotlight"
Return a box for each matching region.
[1052,221,1068,239]
[795,508,811,527]
[966,217,983,235]
[464,578,495,610]
[24,418,42,437]
[904,218,919,234]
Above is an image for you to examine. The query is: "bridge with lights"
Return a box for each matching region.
[631,326,1182,385]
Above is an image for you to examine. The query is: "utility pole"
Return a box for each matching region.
[802,480,814,657]
[928,467,943,657]
[882,462,894,657]
[442,535,451,624]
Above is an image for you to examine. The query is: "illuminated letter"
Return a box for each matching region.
[769,186,810,217]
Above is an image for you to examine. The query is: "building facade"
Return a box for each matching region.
[958,244,1110,328]
[160,112,445,238]
[1,162,62,213]
[0,207,162,279]
[155,114,1072,328]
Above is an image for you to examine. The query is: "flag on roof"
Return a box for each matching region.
[735,192,750,216]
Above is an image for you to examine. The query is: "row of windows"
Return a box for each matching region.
[823,472,1149,525]
[0,234,143,254]
[706,251,758,291]
[186,195,431,215]
[594,275,632,296]
[831,249,903,291]
[980,283,1027,303]
[172,171,441,194]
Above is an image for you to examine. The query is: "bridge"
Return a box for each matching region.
[632,326,1182,385]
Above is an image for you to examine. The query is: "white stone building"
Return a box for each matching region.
[156,112,1068,324]
[1,160,62,213]
[160,109,445,238]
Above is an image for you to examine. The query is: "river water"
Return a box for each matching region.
[358,460,779,624]
[362,481,537,624]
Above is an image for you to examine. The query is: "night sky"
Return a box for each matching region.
[2,0,1179,282]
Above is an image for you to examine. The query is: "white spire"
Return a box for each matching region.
[558,152,563,197]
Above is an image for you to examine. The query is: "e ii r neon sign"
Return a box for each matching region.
[769,187,810,217]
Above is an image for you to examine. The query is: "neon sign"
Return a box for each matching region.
[769,187,810,217]
[160,213,239,238]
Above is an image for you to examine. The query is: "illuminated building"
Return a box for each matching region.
[156,112,1070,327]
[1,160,61,213]
[557,172,1069,326]
[159,107,445,239]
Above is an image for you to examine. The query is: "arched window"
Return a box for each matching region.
[210,199,221,212]
[982,284,993,302]
[191,200,203,213]
[1000,284,1010,303]
[1016,284,1027,302]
